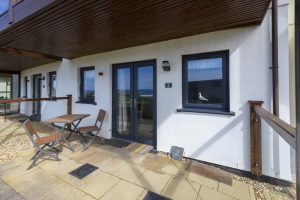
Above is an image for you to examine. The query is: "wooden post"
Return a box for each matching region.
[295,0,300,198]
[67,95,72,115]
[67,95,72,130]
[249,100,264,176]
[272,0,279,116]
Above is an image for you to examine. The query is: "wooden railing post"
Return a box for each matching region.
[67,94,72,115]
[66,95,72,130]
[249,100,264,176]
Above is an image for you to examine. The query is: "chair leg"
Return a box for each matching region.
[27,151,43,170]
[82,131,100,151]
[49,152,61,161]
[61,135,74,151]
[30,144,47,160]
[30,151,40,160]
[28,146,62,170]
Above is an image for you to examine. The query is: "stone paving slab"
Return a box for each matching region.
[0,178,24,200]
[0,139,259,200]
[100,180,145,200]
[219,179,253,200]
[161,176,200,200]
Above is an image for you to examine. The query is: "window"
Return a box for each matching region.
[181,50,230,114]
[24,76,28,98]
[0,76,11,99]
[79,66,95,104]
[48,71,56,97]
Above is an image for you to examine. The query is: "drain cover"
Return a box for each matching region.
[143,191,171,200]
[69,163,98,179]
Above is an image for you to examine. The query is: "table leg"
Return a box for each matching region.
[60,123,74,151]
[66,119,82,139]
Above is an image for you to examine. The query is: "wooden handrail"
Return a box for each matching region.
[248,100,296,176]
[254,105,296,148]
[0,96,68,103]
[0,95,72,123]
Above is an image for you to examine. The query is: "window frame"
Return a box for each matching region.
[48,71,56,97]
[79,66,96,104]
[182,50,230,113]
[24,76,28,98]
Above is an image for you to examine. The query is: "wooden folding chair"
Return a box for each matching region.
[23,119,62,169]
[78,109,106,151]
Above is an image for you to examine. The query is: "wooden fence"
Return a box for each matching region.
[0,95,72,121]
[249,100,296,176]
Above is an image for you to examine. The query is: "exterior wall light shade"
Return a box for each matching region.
[162,60,171,71]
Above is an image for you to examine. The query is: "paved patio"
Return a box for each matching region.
[0,136,256,200]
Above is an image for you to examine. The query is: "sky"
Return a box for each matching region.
[117,66,154,90]
[0,1,8,14]
[188,58,223,81]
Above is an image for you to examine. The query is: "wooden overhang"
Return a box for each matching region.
[0,0,271,71]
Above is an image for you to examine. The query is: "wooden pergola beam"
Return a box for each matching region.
[0,47,62,61]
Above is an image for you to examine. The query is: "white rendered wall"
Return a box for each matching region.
[20,5,292,181]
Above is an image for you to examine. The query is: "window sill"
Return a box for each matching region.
[176,108,235,116]
[75,101,97,105]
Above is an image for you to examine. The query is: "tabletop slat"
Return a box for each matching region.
[45,114,90,124]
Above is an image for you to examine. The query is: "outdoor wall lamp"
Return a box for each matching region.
[162,60,171,71]
[98,72,104,76]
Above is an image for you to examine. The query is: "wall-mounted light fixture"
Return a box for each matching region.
[98,72,104,76]
[162,60,171,72]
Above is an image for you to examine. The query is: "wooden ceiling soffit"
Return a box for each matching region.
[0,47,62,60]
[0,0,272,60]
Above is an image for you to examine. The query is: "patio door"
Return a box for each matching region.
[112,60,156,147]
[32,74,42,121]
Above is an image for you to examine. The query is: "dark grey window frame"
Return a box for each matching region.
[77,66,96,105]
[48,71,56,97]
[23,76,28,98]
[180,50,232,115]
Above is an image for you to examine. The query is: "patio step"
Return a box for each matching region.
[188,160,233,186]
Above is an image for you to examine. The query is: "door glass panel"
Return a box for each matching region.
[32,75,41,116]
[136,66,154,145]
[116,68,131,137]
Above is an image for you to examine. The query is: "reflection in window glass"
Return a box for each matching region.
[116,67,131,135]
[83,70,95,99]
[183,51,229,111]
[80,67,95,103]
[49,72,56,97]
[0,76,11,99]
[187,58,223,105]
[0,0,9,15]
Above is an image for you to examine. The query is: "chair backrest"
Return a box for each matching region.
[23,119,39,148]
[95,109,106,129]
